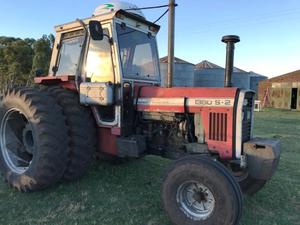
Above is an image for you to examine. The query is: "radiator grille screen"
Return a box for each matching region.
[209,113,227,142]
[242,92,254,142]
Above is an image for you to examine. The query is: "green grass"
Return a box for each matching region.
[0,109,299,225]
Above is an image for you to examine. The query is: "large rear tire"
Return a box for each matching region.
[45,86,97,181]
[0,88,68,191]
[161,156,243,225]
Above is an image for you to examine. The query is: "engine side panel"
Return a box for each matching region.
[135,86,239,159]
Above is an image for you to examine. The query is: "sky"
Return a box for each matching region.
[0,0,299,78]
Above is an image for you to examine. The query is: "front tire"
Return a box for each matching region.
[161,156,243,225]
[0,88,68,191]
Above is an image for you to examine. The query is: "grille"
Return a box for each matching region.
[209,112,227,142]
[242,93,254,142]
[242,120,251,142]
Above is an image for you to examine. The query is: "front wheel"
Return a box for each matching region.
[161,156,243,225]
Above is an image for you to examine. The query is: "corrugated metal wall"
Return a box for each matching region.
[194,69,265,95]
[194,69,225,87]
[232,72,250,89]
[160,59,267,96]
[160,63,194,87]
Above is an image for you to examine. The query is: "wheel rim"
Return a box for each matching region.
[0,108,34,174]
[176,181,215,221]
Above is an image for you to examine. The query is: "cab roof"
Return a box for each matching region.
[54,10,160,33]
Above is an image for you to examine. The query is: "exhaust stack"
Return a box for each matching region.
[166,0,176,88]
[222,35,240,87]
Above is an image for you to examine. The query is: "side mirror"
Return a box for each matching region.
[89,20,104,41]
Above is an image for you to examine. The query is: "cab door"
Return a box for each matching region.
[84,23,119,126]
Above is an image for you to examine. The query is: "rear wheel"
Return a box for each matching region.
[0,88,68,191]
[45,86,97,181]
[161,156,243,225]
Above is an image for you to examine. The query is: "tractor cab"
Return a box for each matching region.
[42,2,160,127]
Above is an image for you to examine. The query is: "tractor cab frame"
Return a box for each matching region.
[36,10,161,129]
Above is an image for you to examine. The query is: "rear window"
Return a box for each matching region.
[56,31,84,75]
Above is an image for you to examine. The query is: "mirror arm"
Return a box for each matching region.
[75,19,89,90]
[100,33,113,44]
[107,36,114,45]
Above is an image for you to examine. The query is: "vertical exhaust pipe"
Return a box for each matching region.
[222,35,240,87]
[167,0,176,88]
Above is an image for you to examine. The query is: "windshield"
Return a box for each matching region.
[116,23,160,81]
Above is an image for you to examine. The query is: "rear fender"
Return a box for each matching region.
[34,76,76,91]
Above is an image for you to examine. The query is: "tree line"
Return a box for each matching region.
[0,35,54,91]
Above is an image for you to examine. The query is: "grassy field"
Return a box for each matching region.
[0,109,299,225]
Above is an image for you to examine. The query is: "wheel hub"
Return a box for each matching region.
[0,108,33,174]
[193,191,207,203]
[176,181,215,221]
[22,124,35,154]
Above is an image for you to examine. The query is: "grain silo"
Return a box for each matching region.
[258,70,300,110]
[160,56,195,87]
[194,60,267,96]
[194,60,225,87]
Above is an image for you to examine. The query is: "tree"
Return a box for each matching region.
[0,38,34,90]
[0,34,53,91]
[49,34,55,49]
[0,36,21,46]
[31,35,53,77]
[3,40,34,88]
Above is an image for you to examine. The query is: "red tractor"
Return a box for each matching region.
[0,2,280,225]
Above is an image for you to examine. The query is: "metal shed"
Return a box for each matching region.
[258,70,300,111]
[160,56,195,87]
